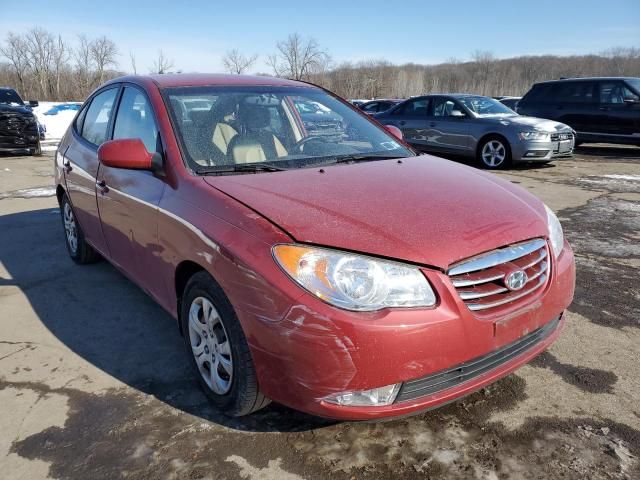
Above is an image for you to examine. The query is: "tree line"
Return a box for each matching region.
[1,28,639,102]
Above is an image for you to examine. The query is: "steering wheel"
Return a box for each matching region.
[292,135,329,153]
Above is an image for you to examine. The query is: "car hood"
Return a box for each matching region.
[204,156,549,269]
[482,114,571,132]
[0,103,33,116]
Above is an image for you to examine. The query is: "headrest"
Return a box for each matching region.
[242,106,270,130]
[189,110,211,127]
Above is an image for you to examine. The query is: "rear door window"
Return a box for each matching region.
[396,98,429,116]
[113,86,159,152]
[81,87,118,146]
[553,82,596,103]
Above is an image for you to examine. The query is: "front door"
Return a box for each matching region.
[63,86,119,256]
[597,81,640,137]
[96,85,166,298]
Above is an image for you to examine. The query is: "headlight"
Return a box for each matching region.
[518,131,550,141]
[544,205,564,258]
[272,244,436,311]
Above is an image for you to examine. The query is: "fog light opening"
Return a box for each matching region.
[323,383,401,407]
[524,150,549,158]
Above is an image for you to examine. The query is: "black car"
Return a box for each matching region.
[0,87,42,156]
[517,77,640,146]
[498,96,521,110]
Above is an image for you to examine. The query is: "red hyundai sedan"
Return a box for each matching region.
[54,74,575,420]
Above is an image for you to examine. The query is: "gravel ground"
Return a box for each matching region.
[0,146,639,480]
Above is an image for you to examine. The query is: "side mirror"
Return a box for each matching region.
[98,138,161,171]
[28,100,39,107]
[384,125,403,140]
[450,110,466,118]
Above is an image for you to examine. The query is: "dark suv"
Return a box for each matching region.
[517,77,640,146]
[0,87,41,155]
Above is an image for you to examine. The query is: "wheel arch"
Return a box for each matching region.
[174,260,207,335]
[56,184,66,206]
[476,132,511,158]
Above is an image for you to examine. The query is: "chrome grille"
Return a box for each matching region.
[448,238,550,312]
[550,132,573,142]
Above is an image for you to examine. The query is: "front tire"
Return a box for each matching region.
[60,193,101,264]
[30,140,42,156]
[180,271,270,417]
[478,136,511,169]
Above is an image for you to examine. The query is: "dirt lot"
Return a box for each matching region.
[1,146,639,480]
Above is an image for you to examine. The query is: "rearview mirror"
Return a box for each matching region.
[98,138,161,171]
[384,125,403,140]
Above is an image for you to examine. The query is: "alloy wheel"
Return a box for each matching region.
[481,140,506,167]
[63,202,78,254]
[188,296,233,395]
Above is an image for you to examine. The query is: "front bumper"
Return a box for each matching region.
[512,135,575,162]
[0,134,40,152]
[242,241,576,420]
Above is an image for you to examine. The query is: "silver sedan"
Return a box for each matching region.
[374,94,575,169]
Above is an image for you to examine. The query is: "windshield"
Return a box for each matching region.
[626,79,640,95]
[0,88,24,105]
[163,86,413,173]
[457,96,515,116]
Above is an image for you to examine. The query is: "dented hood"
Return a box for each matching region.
[204,156,549,269]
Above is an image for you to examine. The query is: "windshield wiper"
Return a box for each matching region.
[319,154,406,166]
[198,163,288,175]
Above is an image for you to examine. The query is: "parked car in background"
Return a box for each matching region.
[359,99,404,115]
[375,94,574,169]
[55,74,574,420]
[0,87,41,156]
[498,96,521,110]
[43,103,82,115]
[517,77,640,146]
[293,99,345,138]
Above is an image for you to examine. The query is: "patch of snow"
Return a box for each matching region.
[601,174,640,182]
[0,186,56,200]
[33,101,80,145]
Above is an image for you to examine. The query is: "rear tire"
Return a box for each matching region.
[180,271,270,417]
[478,135,512,170]
[60,193,101,264]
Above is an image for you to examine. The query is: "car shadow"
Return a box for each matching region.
[0,207,334,433]
[575,144,640,160]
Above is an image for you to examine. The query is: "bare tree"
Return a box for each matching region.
[129,51,137,74]
[222,49,257,74]
[24,28,55,98]
[90,36,118,84]
[152,49,174,74]
[0,33,31,96]
[74,34,93,94]
[51,35,69,100]
[267,33,329,80]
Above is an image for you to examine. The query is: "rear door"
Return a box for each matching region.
[551,81,598,134]
[382,97,430,150]
[425,97,471,154]
[597,80,640,137]
[63,86,120,257]
[96,85,166,297]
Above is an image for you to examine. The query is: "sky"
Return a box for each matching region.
[1,0,639,74]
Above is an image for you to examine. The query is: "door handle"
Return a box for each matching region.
[429,122,436,127]
[399,121,406,126]
[599,106,610,111]
[96,180,109,195]
[63,159,72,173]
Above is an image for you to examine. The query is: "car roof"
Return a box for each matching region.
[103,74,316,90]
[535,76,640,84]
